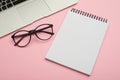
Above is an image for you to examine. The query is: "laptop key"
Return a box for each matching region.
[13,0,26,5]
[7,3,13,8]
[2,6,7,10]
[0,8,2,12]
[0,3,1,7]
[6,0,11,3]
[11,0,16,1]
[2,1,6,5]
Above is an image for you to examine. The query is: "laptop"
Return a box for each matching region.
[0,0,78,37]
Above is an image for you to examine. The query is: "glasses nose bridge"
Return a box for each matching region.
[29,30,36,34]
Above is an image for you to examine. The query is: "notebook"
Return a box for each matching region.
[46,8,109,75]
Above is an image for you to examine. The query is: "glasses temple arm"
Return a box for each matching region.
[12,33,30,38]
[35,30,54,35]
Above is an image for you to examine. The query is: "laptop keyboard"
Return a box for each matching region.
[0,0,26,12]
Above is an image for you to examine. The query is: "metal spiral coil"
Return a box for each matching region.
[71,8,108,23]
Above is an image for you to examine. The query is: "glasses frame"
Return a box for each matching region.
[11,24,54,47]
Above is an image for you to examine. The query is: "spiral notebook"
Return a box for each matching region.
[46,8,109,75]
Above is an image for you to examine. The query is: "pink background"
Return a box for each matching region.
[0,0,120,80]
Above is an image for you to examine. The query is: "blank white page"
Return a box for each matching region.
[46,8,109,75]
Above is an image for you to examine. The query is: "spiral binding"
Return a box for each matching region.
[71,8,108,23]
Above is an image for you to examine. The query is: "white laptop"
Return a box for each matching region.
[0,0,78,37]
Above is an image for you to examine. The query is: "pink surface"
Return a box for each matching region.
[0,0,120,80]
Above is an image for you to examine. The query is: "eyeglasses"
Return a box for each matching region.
[11,24,54,47]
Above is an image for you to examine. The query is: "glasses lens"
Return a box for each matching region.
[13,31,31,47]
[35,25,53,40]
